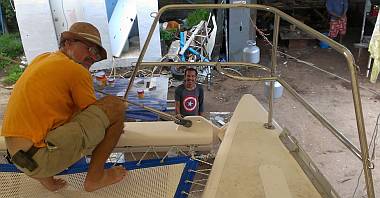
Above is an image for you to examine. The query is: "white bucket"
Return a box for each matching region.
[264,81,283,99]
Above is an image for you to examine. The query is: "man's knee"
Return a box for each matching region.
[94,96,125,124]
[109,118,124,135]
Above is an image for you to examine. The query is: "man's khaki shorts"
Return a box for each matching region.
[16,105,110,178]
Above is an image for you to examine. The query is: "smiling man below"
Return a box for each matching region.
[175,67,204,117]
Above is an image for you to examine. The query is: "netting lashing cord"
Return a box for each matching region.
[95,89,192,128]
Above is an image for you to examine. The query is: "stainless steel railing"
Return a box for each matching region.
[124,3,374,198]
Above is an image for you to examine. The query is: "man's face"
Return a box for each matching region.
[185,70,197,88]
[66,40,102,69]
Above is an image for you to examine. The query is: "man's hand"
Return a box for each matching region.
[175,114,184,119]
[94,96,126,124]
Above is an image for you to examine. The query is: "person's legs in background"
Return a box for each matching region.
[329,19,339,41]
[338,16,347,44]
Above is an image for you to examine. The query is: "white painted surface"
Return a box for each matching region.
[260,165,292,198]
[14,0,58,63]
[117,116,214,147]
[136,0,162,61]
[203,95,321,198]
[49,0,112,60]
[15,0,161,66]
[108,0,137,57]
[15,0,111,63]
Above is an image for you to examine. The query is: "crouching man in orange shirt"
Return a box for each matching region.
[1,22,127,192]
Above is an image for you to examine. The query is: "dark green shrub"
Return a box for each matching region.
[3,64,23,85]
[0,33,23,58]
[0,58,11,69]
[0,33,24,84]
[186,9,209,28]
[0,0,18,32]
[160,29,176,41]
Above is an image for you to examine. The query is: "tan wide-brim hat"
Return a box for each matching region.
[60,22,107,61]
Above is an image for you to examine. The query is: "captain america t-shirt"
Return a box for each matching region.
[175,84,204,116]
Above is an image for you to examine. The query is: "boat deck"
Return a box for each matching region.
[203,94,321,198]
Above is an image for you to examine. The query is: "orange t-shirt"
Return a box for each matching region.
[1,51,96,147]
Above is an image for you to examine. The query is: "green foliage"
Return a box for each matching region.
[160,29,176,41]
[0,59,11,69]
[0,33,24,84]
[3,64,23,85]
[186,9,209,28]
[0,0,18,32]
[0,33,23,58]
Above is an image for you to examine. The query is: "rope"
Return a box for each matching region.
[95,89,192,127]
[352,113,380,198]
[95,89,175,121]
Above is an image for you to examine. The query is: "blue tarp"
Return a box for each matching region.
[95,78,167,121]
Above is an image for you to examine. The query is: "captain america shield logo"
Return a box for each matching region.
[183,96,197,112]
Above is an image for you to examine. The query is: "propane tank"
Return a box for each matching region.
[243,40,260,64]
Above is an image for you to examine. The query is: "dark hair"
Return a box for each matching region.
[59,39,67,49]
[185,68,198,76]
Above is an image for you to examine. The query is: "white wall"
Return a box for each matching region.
[136,0,162,61]
[14,0,58,62]
[49,0,112,61]
[15,0,161,67]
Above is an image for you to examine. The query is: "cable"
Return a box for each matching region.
[95,89,192,128]
[352,112,380,198]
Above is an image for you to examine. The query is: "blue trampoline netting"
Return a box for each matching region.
[0,155,203,198]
